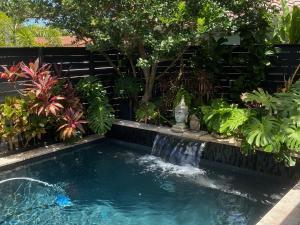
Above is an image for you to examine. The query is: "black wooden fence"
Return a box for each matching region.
[0,47,127,117]
[0,45,300,118]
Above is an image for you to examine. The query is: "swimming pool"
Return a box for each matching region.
[0,139,290,225]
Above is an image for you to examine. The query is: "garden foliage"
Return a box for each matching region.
[0,11,63,47]
[34,0,273,103]
[76,77,115,135]
[273,0,300,44]
[0,59,113,150]
[201,81,300,166]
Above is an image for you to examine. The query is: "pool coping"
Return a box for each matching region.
[256,180,300,225]
[0,134,103,171]
[113,119,241,147]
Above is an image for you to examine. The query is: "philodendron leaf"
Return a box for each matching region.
[284,125,300,151]
[243,116,280,150]
[241,88,278,114]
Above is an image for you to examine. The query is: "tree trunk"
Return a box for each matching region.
[12,22,18,45]
[142,78,153,103]
[141,63,157,103]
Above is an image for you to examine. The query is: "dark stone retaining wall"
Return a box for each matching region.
[107,124,300,178]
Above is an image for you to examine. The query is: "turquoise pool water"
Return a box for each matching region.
[0,139,289,225]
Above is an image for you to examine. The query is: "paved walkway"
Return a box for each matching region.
[0,134,102,170]
[256,181,300,225]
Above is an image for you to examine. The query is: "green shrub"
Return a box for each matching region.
[201,99,251,136]
[289,6,300,44]
[241,81,300,166]
[115,76,142,99]
[173,88,192,109]
[76,77,115,135]
[135,102,159,124]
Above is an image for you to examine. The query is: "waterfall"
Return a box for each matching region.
[151,134,206,167]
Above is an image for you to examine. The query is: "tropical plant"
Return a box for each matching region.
[0,97,47,150]
[135,102,159,124]
[241,88,278,115]
[173,88,192,109]
[273,0,300,44]
[0,97,30,150]
[115,76,141,99]
[289,6,300,44]
[35,0,259,103]
[201,99,251,136]
[75,77,115,135]
[241,116,281,152]
[241,81,300,166]
[0,59,86,144]
[0,10,63,47]
[58,108,87,140]
[87,98,115,135]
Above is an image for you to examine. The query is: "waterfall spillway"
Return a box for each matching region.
[151,134,206,167]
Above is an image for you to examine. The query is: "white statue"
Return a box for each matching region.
[171,96,188,133]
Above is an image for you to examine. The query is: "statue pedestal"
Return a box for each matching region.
[171,123,187,133]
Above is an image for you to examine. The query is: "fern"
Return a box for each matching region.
[290,79,300,93]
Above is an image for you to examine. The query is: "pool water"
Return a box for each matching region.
[0,139,290,225]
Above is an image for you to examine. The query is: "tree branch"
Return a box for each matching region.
[127,54,137,77]
[101,51,122,76]
[150,63,158,80]
[138,41,150,78]
[155,47,188,81]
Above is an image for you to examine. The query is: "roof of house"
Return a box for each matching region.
[35,36,90,47]
[272,0,300,8]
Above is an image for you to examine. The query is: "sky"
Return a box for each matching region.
[25,18,47,26]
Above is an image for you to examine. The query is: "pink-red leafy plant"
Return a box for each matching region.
[0,58,86,142]
[0,64,24,82]
[20,59,52,81]
[58,108,87,140]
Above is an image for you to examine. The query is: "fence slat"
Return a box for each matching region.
[0,45,300,114]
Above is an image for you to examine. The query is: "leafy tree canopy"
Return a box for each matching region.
[33,0,273,102]
[0,0,37,24]
[0,11,63,47]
